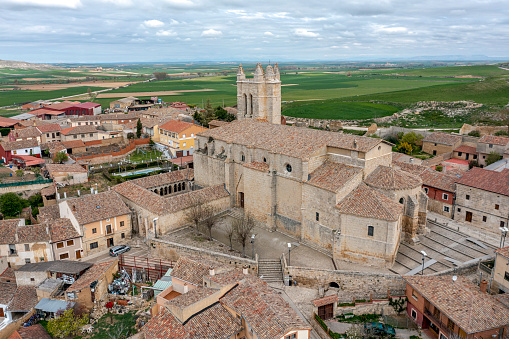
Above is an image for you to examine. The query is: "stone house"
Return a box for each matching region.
[422,132,462,156]
[8,126,42,142]
[109,97,138,111]
[37,123,62,144]
[66,260,118,310]
[144,256,311,339]
[99,112,140,124]
[452,145,478,162]
[158,120,207,158]
[112,170,230,238]
[453,168,509,233]
[58,191,132,256]
[69,115,101,127]
[490,246,509,294]
[476,135,509,167]
[14,260,92,287]
[60,125,99,142]
[0,219,52,268]
[44,163,88,185]
[404,275,509,339]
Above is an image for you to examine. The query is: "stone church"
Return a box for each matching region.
[194,64,427,267]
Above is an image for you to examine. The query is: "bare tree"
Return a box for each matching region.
[184,196,205,232]
[223,222,235,251]
[201,205,218,241]
[233,214,255,257]
[107,322,128,339]
[345,324,365,339]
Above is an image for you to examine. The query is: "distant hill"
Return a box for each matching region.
[0,59,61,70]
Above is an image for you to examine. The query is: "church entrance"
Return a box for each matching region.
[239,192,244,208]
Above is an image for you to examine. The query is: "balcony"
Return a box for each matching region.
[479,259,494,275]
[424,308,453,337]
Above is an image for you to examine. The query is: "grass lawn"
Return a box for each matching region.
[128,149,162,162]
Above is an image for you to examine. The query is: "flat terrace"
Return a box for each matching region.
[392,219,496,275]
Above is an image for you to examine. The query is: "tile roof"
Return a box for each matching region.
[77,102,100,109]
[159,120,200,134]
[364,165,422,190]
[336,183,403,221]
[16,260,92,274]
[68,260,116,292]
[36,123,61,133]
[130,169,194,189]
[72,115,100,121]
[66,191,131,225]
[61,125,98,135]
[0,219,50,244]
[392,161,428,176]
[198,119,386,160]
[0,282,17,305]
[220,275,311,339]
[143,303,241,339]
[208,120,230,127]
[62,140,85,148]
[8,323,52,339]
[10,126,42,139]
[46,101,80,110]
[170,257,223,286]
[243,161,269,172]
[1,139,39,151]
[455,167,509,196]
[423,132,462,146]
[404,275,509,334]
[454,145,478,154]
[307,160,362,192]
[0,267,17,284]
[167,287,216,309]
[495,246,509,259]
[7,286,38,311]
[0,117,20,128]
[478,135,509,146]
[37,205,60,222]
[206,270,251,287]
[312,295,339,307]
[419,168,459,192]
[47,218,81,243]
[45,163,87,175]
[99,112,141,120]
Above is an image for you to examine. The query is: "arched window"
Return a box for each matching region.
[263,157,267,163]
[174,184,177,192]
[329,282,340,288]
[203,144,208,155]
[368,226,374,237]
[399,198,405,204]
[240,152,245,162]
[169,186,172,194]
[182,182,186,190]
[244,94,248,116]
[154,189,158,195]
[250,94,253,116]
[286,163,292,173]
[164,187,168,195]
[178,183,182,191]
[159,190,163,196]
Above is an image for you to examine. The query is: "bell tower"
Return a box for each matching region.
[236,63,281,124]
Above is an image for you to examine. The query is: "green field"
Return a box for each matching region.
[283,101,399,120]
[0,86,104,107]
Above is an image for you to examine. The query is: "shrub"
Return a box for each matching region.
[435,165,443,172]
[468,130,481,137]
[494,130,509,136]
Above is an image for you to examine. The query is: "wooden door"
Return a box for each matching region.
[239,192,244,208]
[76,250,82,259]
[0,307,4,317]
[107,238,114,247]
[466,211,473,222]
[318,303,333,320]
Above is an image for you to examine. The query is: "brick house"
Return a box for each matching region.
[422,132,462,156]
[58,191,132,256]
[158,120,207,158]
[453,168,509,233]
[476,135,509,167]
[69,115,101,127]
[404,275,509,339]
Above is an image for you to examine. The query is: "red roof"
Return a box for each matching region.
[169,155,193,165]
[456,167,509,196]
[478,135,509,146]
[29,108,63,116]
[454,145,477,154]
[60,127,74,135]
[159,120,196,133]
[36,123,61,133]
[46,101,80,110]
[0,117,21,128]
[12,155,45,166]
[444,158,469,165]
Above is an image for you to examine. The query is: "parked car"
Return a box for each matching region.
[109,245,130,256]
[364,322,396,337]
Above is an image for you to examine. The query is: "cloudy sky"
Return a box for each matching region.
[0,0,508,63]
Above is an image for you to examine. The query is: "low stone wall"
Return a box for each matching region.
[336,299,403,316]
[0,181,51,194]
[0,309,35,339]
[421,152,452,167]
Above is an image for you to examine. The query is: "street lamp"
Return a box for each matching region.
[421,251,427,275]
[500,227,509,248]
[251,234,256,260]
[288,243,292,266]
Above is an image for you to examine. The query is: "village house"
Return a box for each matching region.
[404,275,509,339]
[22,100,50,111]
[58,191,132,256]
[157,120,207,158]
[422,132,462,156]
[8,323,52,338]
[112,169,230,238]
[0,117,22,130]
[109,97,138,111]
[144,256,311,339]
[8,126,42,142]
[60,125,99,142]
[141,117,172,141]
[14,260,92,287]
[476,135,509,167]
[453,167,509,233]
[69,115,101,127]
[37,123,62,144]
[452,145,478,162]
[491,246,509,294]
[44,163,88,185]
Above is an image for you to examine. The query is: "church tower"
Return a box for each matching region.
[236,63,281,124]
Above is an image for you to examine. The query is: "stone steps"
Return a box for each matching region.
[258,258,283,283]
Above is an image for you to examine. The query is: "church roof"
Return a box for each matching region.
[364,165,422,190]
[307,160,362,192]
[198,119,387,160]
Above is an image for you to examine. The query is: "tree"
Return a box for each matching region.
[494,130,509,136]
[53,152,68,164]
[486,151,502,166]
[233,214,255,257]
[127,132,135,139]
[149,137,155,149]
[136,118,142,139]
[153,72,168,81]
[223,222,235,251]
[400,132,423,147]
[15,169,24,181]
[184,196,206,232]
[389,296,407,314]
[32,166,41,177]
[47,308,89,339]
[435,165,443,172]
[0,192,27,217]
[201,205,218,241]
[397,142,413,155]
[345,324,365,339]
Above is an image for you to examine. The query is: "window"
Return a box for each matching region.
[502,221,506,228]
[81,134,85,138]
[183,142,186,147]
[411,309,417,319]
[191,133,194,137]
[263,157,267,163]
[90,133,93,137]
[30,278,35,282]
[457,208,461,212]
[489,144,493,148]
[57,242,64,249]
[60,253,69,260]
[241,153,245,162]
[412,289,418,300]
[442,193,449,200]
[399,198,405,204]
[424,187,429,194]
[9,244,16,255]
[90,242,98,250]
[182,134,186,138]
[25,258,31,264]
[483,216,487,222]
[285,334,296,339]
[106,224,113,235]
[504,272,509,281]
[24,244,30,251]
[316,212,319,222]
[92,228,97,234]
[67,240,74,246]
[443,206,450,213]
[368,226,374,236]
[73,135,77,139]
[433,150,437,156]
[121,233,125,239]
[466,194,470,200]
[447,318,455,331]
[458,152,462,156]
[473,155,477,159]
[433,308,441,319]
[120,221,125,227]
[495,204,500,210]
[286,163,292,173]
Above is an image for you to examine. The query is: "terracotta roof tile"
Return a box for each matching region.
[0,282,17,304]
[68,260,116,292]
[423,132,462,146]
[66,191,131,225]
[168,287,216,309]
[1,139,39,151]
[454,145,478,154]
[10,127,42,139]
[199,119,386,160]
[0,267,17,284]
[312,295,339,307]
[495,246,509,259]
[47,218,81,243]
[36,124,61,133]
[243,161,269,172]
[478,135,509,146]
[9,324,51,339]
[171,257,224,286]
[208,120,230,127]
[456,167,509,196]
[336,183,403,221]
[404,275,509,334]
[7,286,38,311]
[159,120,202,134]
[62,140,85,148]
[45,163,87,175]
[392,161,428,176]
[130,169,194,189]
[365,165,422,190]
[307,160,362,192]
[419,168,459,192]
[38,205,60,222]
[61,125,97,136]
[0,219,50,244]
[0,117,20,128]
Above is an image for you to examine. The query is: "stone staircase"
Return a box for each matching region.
[258,258,283,283]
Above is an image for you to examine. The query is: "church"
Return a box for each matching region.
[194,64,428,267]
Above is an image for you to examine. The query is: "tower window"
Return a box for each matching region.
[316,212,319,222]
[368,226,374,237]
[286,164,292,173]
[263,157,267,163]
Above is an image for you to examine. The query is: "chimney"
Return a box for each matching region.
[183,283,189,293]
[209,266,215,276]
[480,279,488,293]
[353,139,357,148]
[243,265,248,275]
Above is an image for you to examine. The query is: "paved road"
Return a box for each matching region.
[82,242,151,264]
